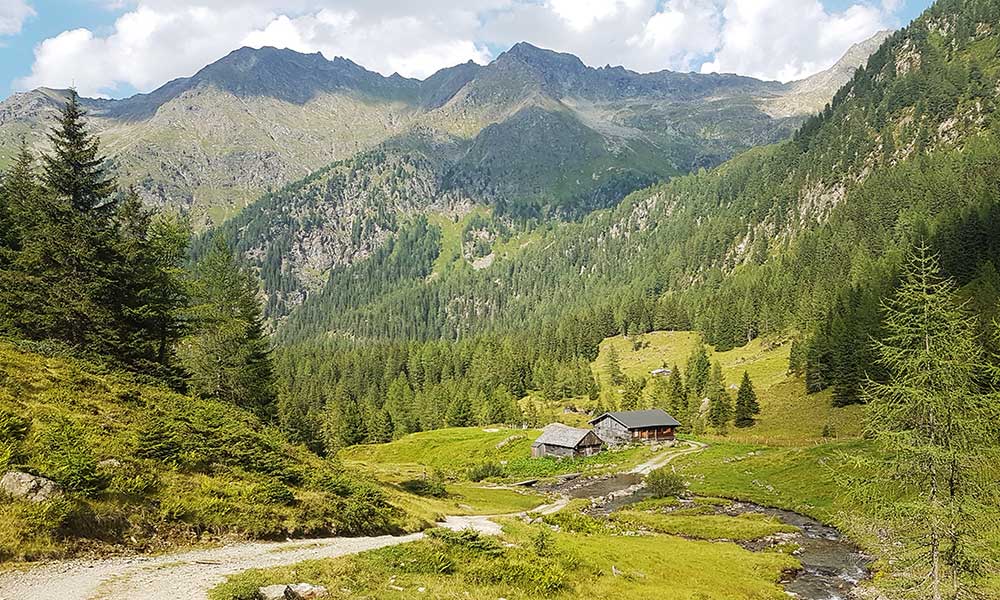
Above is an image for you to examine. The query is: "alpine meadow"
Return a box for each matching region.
[1,0,1000,599]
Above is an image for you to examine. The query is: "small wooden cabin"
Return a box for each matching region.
[531,423,604,458]
[589,409,680,446]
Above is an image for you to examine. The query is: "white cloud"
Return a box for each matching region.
[0,0,34,36]
[13,0,904,97]
[700,0,888,82]
[547,0,643,31]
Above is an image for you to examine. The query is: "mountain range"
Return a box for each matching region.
[0,34,887,230]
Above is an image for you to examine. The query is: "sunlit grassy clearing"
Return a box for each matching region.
[592,331,864,443]
[340,427,660,481]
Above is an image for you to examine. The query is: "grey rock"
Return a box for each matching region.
[0,471,62,502]
[284,583,329,599]
[258,585,287,600]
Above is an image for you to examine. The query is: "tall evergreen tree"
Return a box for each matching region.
[855,245,1000,599]
[686,343,711,398]
[445,394,474,427]
[734,371,759,428]
[179,236,275,414]
[42,91,116,212]
[606,345,625,386]
[706,361,732,430]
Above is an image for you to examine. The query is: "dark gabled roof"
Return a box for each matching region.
[532,423,602,449]
[589,408,680,429]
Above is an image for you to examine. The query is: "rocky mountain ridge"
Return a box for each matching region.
[0,38,886,228]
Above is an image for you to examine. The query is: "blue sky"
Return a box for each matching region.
[0,0,936,100]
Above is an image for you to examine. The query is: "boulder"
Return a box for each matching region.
[258,585,287,600]
[0,471,62,502]
[284,583,329,599]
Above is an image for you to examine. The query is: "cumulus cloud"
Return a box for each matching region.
[14,0,903,97]
[0,0,35,36]
[701,0,888,81]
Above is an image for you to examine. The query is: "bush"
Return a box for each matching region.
[467,462,505,482]
[102,459,159,497]
[247,480,296,506]
[35,417,104,495]
[645,467,686,499]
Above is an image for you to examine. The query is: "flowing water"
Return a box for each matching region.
[547,475,871,600]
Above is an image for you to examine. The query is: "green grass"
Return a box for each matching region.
[671,439,866,521]
[340,427,660,481]
[210,519,798,600]
[390,483,546,528]
[611,511,797,541]
[592,331,864,444]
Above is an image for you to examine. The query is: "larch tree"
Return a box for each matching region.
[855,245,1000,599]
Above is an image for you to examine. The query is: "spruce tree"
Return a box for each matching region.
[179,236,275,414]
[666,366,687,421]
[734,371,759,428]
[686,343,711,398]
[42,91,116,212]
[606,345,625,386]
[854,245,1000,599]
[0,142,38,259]
[706,362,732,430]
[445,394,474,427]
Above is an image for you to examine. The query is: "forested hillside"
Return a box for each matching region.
[270,0,1000,449]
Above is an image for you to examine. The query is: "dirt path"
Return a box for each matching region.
[630,440,709,475]
[0,499,566,600]
[0,443,706,599]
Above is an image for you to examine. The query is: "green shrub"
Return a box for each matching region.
[427,527,504,556]
[467,462,505,482]
[543,509,609,534]
[35,418,103,495]
[247,480,296,506]
[306,471,356,496]
[645,467,686,499]
[102,459,160,497]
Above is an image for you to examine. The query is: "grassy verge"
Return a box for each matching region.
[210,517,798,600]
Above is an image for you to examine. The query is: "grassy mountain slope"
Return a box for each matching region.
[590,331,863,444]
[0,342,542,561]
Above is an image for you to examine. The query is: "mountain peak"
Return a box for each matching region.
[496,42,587,72]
